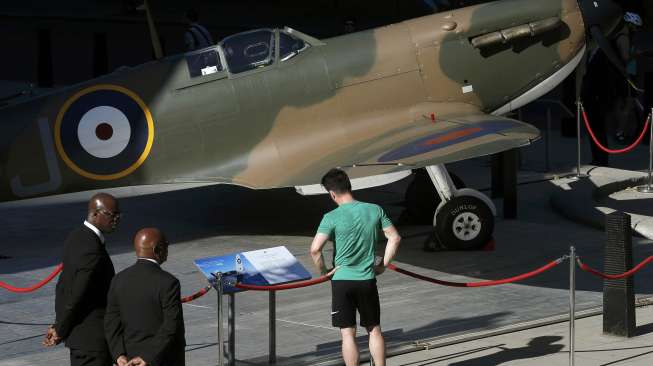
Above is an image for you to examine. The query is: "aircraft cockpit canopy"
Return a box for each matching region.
[221,30,275,74]
[219,29,311,74]
[185,48,223,78]
[279,31,308,61]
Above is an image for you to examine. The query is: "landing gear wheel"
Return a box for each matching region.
[434,196,493,250]
[404,169,465,225]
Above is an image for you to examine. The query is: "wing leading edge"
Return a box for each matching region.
[329,103,540,183]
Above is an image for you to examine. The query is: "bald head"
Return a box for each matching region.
[134,228,169,264]
[88,193,117,212]
[87,193,120,234]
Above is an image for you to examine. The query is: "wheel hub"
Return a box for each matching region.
[452,212,481,241]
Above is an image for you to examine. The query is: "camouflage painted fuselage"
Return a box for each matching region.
[0,0,586,202]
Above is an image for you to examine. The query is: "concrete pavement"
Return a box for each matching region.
[387,302,653,366]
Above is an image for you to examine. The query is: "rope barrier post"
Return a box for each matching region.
[546,107,551,172]
[637,107,653,193]
[603,212,636,337]
[518,108,524,170]
[490,152,503,199]
[269,290,276,364]
[570,100,588,180]
[227,293,236,366]
[502,149,518,219]
[569,246,576,366]
[213,272,225,366]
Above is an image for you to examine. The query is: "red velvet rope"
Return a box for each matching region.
[235,275,331,291]
[581,106,651,154]
[0,263,212,304]
[181,285,212,303]
[0,264,63,293]
[387,258,564,287]
[577,256,653,280]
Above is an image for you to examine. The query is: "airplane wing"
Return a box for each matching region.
[293,103,540,191]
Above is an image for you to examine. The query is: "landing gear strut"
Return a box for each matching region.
[404,168,465,225]
[409,164,496,250]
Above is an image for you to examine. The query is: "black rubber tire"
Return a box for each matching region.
[404,168,465,225]
[434,195,494,250]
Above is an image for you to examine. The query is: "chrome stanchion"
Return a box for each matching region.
[546,107,551,172]
[637,107,653,193]
[214,272,225,366]
[518,108,524,170]
[569,246,576,366]
[570,100,588,180]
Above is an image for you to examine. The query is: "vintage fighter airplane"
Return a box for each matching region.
[0,0,625,249]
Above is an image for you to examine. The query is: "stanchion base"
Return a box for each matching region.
[567,173,589,181]
[636,185,653,193]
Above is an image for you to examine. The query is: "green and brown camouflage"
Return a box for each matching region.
[0,0,592,202]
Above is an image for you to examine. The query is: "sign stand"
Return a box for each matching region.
[213,278,277,366]
[214,272,225,366]
[197,247,312,365]
[269,291,277,364]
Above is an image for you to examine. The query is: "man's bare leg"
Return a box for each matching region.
[367,325,385,366]
[340,327,359,366]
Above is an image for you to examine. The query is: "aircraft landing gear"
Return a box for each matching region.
[422,164,496,250]
[434,195,494,250]
[404,168,465,225]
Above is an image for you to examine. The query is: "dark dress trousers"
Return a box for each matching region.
[54,225,115,366]
[105,259,186,366]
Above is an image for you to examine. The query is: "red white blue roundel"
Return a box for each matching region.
[54,85,155,180]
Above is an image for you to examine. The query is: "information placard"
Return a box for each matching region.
[194,246,312,293]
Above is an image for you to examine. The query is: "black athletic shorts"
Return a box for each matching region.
[331,279,380,328]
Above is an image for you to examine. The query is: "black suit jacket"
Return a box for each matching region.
[54,225,115,351]
[105,260,186,366]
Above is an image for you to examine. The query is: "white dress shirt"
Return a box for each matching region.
[138,258,160,266]
[83,220,105,244]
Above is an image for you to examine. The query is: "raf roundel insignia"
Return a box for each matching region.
[54,84,155,180]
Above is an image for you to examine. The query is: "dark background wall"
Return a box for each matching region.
[0,0,438,87]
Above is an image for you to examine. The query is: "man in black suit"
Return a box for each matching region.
[105,228,186,366]
[44,193,121,366]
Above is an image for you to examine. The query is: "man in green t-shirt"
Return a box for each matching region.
[310,169,401,366]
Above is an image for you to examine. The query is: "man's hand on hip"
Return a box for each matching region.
[323,266,339,277]
[374,263,386,275]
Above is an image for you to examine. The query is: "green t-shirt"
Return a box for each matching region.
[317,201,393,281]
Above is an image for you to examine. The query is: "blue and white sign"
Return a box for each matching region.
[194,246,312,293]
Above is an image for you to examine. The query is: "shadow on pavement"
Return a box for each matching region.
[445,336,564,366]
[282,312,514,363]
[396,345,506,366]
[637,322,653,336]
